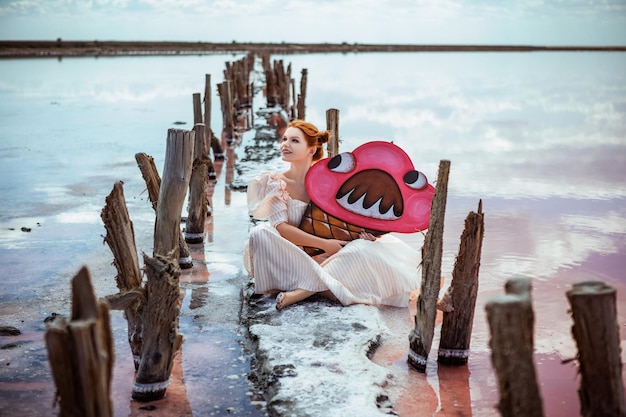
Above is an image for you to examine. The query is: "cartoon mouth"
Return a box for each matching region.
[335,170,404,221]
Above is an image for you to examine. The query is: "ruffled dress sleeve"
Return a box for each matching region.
[247,172,289,227]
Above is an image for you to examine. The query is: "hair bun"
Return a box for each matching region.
[317,131,330,145]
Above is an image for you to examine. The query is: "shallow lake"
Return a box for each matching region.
[0,51,625,416]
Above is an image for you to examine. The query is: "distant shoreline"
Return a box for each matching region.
[1,40,625,58]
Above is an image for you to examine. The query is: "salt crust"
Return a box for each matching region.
[246,293,397,417]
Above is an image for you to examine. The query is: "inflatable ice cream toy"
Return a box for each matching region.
[299,141,435,255]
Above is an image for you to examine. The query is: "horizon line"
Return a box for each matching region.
[2,40,625,58]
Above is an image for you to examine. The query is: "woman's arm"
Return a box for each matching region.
[275,222,347,256]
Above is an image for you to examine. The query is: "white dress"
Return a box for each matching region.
[243,172,421,307]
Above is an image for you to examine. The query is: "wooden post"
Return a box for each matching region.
[209,128,224,162]
[274,59,286,108]
[262,55,276,107]
[192,92,203,127]
[290,78,297,120]
[100,181,144,368]
[45,266,114,417]
[325,109,340,158]
[135,153,161,211]
[566,281,626,417]
[135,152,193,269]
[217,81,227,137]
[154,128,194,259]
[193,89,214,210]
[132,253,184,402]
[185,123,209,244]
[205,74,225,160]
[226,80,235,143]
[296,94,303,121]
[486,277,544,417]
[437,200,484,365]
[249,80,254,128]
[205,74,213,128]
[223,53,254,112]
[281,61,290,108]
[224,146,235,206]
[408,159,450,372]
[218,82,235,145]
[297,68,307,120]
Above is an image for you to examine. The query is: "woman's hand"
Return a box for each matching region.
[321,239,348,256]
[358,231,377,241]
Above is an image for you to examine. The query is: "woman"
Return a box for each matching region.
[243,120,421,310]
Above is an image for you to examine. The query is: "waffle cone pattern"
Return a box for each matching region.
[298,201,385,256]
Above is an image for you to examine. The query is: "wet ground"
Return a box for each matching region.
[0,151,268,416]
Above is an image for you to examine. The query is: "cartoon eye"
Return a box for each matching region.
[328,152,356,173]
[404,170,428,190]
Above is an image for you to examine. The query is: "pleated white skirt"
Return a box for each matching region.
[244,223,421,307]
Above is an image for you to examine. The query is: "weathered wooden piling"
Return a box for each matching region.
[185,123,209,244]
[208,128,224,166]
[276,60,291,110]
[325,108,340,158]
[204,74,225,160]
[297,68,307,120]
[192,92,203,128]
[193,89,215,199]
[224,146,235,206]
[154,128,194,259]
[224,52,254,111]
[130,131,192,402]
[248,79,254,128]
[290,77,297,120]
[100,181,144,368]
[486,277,544,417]
[261,54,276,107]
[437,200,484,365]
[224,52,255,134]
[136,152,193,269]
[218,81,235,145]
[131,253,184,402]
[135,153,161,211]
[45,266,113,417]
[408,159,450,372]
[221,54,257,141]
[261,55,292,110]
[566,281,626,417]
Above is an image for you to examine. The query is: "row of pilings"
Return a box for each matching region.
[41,48,625,417]
[42,50,308,416]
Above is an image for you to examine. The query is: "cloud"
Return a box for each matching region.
[1,0,625,44]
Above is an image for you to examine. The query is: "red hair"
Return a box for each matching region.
[288,120,330,162]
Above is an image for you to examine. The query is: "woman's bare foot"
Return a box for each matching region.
[276,289,316,310]
[318,290,339,304]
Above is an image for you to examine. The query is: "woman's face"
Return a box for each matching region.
[281,126,313,163]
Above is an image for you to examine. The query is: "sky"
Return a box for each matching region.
[0,0,625,46]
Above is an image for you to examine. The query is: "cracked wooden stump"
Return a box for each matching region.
[567,281,626,417]
[101,181,144,368]
[131,253,183,402]
[135,149,193,269]
[45,266,114,417]
[486,277,544,417]
[437,200,484,366]
[131,127,192,401]
[408,159,450,372]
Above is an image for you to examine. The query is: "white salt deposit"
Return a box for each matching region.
[246,293,399,416]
